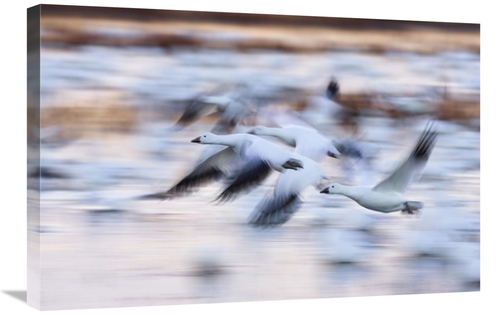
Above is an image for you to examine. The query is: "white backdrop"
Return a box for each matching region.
[0,0,496,314]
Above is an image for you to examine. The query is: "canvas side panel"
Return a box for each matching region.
[27,4,41,311]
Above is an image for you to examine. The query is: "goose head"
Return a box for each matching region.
[320,183,342,194]
[191,132,217,144]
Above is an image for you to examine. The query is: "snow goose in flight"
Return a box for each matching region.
[170,91,256,134]
[155,132,303,200]
[242,113,341,225]
[249,124,341,162]
[320,122,438,214]
[248,122,370,187]
[248,154,330,226]
[249,108,366,163]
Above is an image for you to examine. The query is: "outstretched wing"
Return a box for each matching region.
[159,147,240,199]
[214,158,273,203]
[211,114,239,135]
[172,96,228,129]
[248,191,302,227]
[248,157,326,226]
[372,122,438,194]
[210,101,245,135]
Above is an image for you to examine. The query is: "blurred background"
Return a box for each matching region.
[27,5,479,310]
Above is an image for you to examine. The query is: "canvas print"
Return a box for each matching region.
[27,4,480,310]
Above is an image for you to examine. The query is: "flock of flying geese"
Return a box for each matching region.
[149,79,439,227]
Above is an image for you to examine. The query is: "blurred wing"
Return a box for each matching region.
[295,140,332,162]
[211,107,240,135]
[373,123,438,194]
[215,158,273,203]
[248,192,302,227]
[211,100,256,134]
[274,110,317,131]
[258,106,316,131]
[194,145,227,166]
[248,159,324,226]
[211,118,238,135]
[332,138,363,160]
[161,147,240,198]
[173,99,220,128]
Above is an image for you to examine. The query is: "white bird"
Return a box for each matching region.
[246,115,348,226]
[320,122,438,214]
[170,93,256,134]
[151,132,304,200]
[249,124,341,161]
[248,109,366,168]
[248,154,330,226]
[246,115,368,226]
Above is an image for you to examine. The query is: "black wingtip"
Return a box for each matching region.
[326,77,340,99]
[214,159,273,204]
[248,194,302,227]
[412,121,439,160]
[213,190,236,205]
[136,192,170,201]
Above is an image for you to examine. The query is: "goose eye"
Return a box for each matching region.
[203,135,206,137]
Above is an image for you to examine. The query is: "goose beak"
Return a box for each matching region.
[320,187,329,194]
[191,136,201,143]
[247,128,256,135]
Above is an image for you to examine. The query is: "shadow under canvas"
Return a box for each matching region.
[2,291,27,303]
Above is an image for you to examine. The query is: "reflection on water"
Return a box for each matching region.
[30,15,480,310]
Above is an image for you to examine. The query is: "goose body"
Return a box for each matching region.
[322,185,410,213]
[248,149,330,226]
[155,132,303,201]
[192,133,302,173]
[320,123,438,214]
[250,107,368,164]
[250,125,341,161]
[201,133,304,203]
